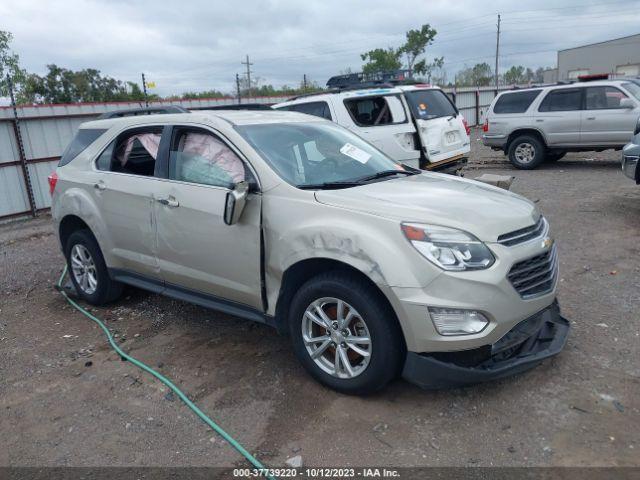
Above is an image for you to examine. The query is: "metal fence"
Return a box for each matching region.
[0,85,511,221]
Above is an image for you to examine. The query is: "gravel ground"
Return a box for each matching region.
[1,130,639,471]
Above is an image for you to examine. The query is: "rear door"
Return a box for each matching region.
[403,88,469,164]
[581,85,638,145]
[535,88,583,145]
[335,92,420,166]
[92,125,168,280]
[152,125,263,310]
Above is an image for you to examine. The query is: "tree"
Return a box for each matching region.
[16,64,158,104]
[360,48,402,75]
[399,24,442,77]
[0,30,28,99]
[503,65,526,85]
[455,63,493,86]
[360,24,443,79]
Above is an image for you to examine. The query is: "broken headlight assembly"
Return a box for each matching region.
[401,223,495,271]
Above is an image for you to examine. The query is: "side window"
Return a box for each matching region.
[285,102,332,120]
[96,127,162,176]
[585,86,628,109]
[538,89,583,112]
[344,95,407,126]
[493,90,542,114]
[60,128,107,166]
[168,129,246,188]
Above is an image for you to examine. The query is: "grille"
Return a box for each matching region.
[508,245,558,299]
[497,217,546,246]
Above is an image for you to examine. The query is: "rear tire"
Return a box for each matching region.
[288,272,404,395]
[65,229,123,305]
[508,135,545,170]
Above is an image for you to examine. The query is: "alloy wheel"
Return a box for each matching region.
[301,297,372,379]
[70,244,98,294]
[514,142,536,164]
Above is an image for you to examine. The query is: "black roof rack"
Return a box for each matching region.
[97,106,189,119]
[326,69,414,89]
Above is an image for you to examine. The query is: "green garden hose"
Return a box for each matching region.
[57,266,276,479]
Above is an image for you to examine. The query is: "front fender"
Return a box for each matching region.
[262,195,440,316]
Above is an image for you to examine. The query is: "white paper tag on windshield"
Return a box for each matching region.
[340,143,371,164]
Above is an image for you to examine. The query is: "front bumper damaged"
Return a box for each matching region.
[402,301,570,389]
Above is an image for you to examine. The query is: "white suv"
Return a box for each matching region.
[275,82,470,173]
[483,80,640,169]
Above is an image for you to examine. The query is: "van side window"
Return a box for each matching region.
[493,90,542,114]
[168,129,246,188]
[585,86,628,109]
[282,101,332,120]
[538,89,583,112]
[96,127,162,176]
[344,95,407,126]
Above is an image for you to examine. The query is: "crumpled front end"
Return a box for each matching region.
[402,300,569,389]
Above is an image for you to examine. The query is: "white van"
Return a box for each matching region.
[274,82,470,173]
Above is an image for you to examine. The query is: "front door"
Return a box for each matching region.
[153,126,263,310]
[581,86,639,145]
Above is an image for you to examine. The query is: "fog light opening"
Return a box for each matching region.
[429,308,489,336]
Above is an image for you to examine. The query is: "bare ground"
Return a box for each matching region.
[1,130,639,469]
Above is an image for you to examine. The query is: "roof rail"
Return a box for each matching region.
[97,105,189,119]
[326,69,413,89]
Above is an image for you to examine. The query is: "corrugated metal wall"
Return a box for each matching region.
[0,87,510,220]
[0,96,286,219]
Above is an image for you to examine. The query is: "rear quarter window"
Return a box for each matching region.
[493,90,542,114]
[278,101,332,120]
[59,128,107,166]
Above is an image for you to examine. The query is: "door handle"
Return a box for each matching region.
[94,181,106,191]
[586,116,596,120]
[157,197,179,208]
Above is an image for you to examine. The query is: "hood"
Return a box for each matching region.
[315,173,539,242]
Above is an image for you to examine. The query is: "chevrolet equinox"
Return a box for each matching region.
[50,109,569,394]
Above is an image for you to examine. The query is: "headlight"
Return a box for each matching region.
[401,223,495,271]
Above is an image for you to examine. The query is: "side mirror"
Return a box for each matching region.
[620,98,635,109]
[224,181,249,225]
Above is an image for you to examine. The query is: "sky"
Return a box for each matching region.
[1,0,640,97]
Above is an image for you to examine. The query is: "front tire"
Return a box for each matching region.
[65,229,123,305]
[288,272,404,395]
[508,135,545,170]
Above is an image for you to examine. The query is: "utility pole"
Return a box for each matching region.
[141,73,149,108]
[241,55,253,98]
[303,74,308,92]
[494,14,501,92]
[236,73,242,104]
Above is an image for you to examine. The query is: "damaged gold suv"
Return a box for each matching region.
[50,107,569,394]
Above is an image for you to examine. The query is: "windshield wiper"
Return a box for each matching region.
[297,170,417,190]
[297,180,364,190]
[353,169,417,183]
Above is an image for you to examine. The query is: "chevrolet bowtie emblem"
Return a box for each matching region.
[542,237,553,249]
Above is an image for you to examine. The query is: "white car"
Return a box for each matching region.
[275,81,470,173]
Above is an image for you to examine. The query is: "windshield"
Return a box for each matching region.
[236,122,409,188]
[622,82,640,101]
[405,89,457,120]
